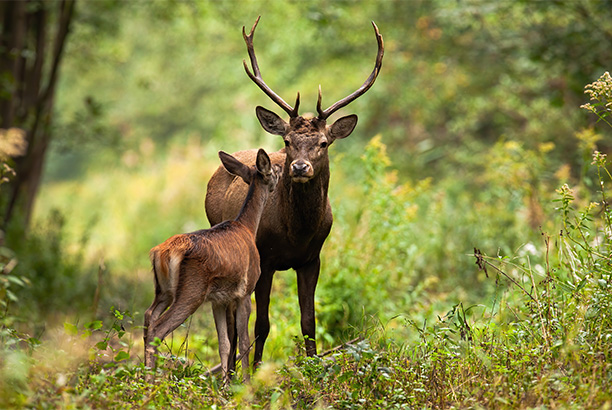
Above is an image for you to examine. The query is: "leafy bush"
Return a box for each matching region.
[278,144,612,408]
[6,209,98,321]
[318,132,559,346]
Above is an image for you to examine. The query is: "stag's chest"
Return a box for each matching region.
[257,206,332,270]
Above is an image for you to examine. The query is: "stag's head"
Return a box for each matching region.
[243,17,384,183]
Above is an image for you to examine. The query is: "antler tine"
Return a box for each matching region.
[317,84,323,116]
[243,16,300,118]
[317,21,384,120]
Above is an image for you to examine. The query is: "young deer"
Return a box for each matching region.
[144,149,279,383]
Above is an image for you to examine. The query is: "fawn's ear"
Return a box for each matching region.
[255,149,272,176]
[219,151,252,184]
[256,106,288,136]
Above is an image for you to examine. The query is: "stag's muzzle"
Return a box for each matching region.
[290,160,314,182]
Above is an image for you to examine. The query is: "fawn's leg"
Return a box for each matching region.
[236,295,252,381]
[146,293,203,372]
[226,302,237,378]
[212,303,231,385]
[144,290,174,369]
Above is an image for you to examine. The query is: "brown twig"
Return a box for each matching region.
[204,336,364,375]
[473,248,537,303]
[319,337,363,357]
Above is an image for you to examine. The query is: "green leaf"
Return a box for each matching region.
[85,320,103,330]
[6,275,25,286]
[6,289,18,302]
[113,309,124,320]
[64,322,79,336]
[114,351,130,362]
[270,390,281,403]
[575,277,588,292]
[27,337,41,347]
[96,341,108,350]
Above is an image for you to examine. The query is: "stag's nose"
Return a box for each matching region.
[290,160,313,180]
[292,161,309,174]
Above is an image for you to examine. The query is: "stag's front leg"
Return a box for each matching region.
[296,257,320,357]
[212,303,231,385]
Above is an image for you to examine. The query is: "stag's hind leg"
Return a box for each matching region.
[253,267,275,369]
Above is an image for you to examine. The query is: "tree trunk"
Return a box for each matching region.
[0,1,27,129]
[0,0,76,230]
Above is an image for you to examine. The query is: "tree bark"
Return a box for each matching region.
[1,0,76,229]
[0,1,27,129]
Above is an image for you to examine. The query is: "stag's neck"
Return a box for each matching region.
[235,179,268,236]
[281,166,330,233]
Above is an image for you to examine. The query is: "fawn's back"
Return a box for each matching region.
[150,221,261,304]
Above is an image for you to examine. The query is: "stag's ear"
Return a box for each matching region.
[329,114,358,141]
[255,148,272,176]
[256,106,288,135]
[219,151,252,184]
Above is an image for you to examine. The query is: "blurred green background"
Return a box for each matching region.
[2,0,611,366]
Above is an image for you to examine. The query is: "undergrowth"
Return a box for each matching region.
[1,73,612,408]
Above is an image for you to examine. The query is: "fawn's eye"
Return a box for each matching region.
[284,140,290,147]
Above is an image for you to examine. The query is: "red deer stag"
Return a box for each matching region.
[144,149,279,382]
[205,17,384,366]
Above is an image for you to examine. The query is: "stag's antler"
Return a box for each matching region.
[243,16,300,118]
[316,22,384,120]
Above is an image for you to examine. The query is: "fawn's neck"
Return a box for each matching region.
[235,177,268,235]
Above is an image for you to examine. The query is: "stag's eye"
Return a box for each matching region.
[320,141,328,149]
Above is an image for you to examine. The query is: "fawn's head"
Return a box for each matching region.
[219,149,279,191]
[242,16,384,184]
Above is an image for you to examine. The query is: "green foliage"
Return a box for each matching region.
[4,135,612,408]
[6,209,98,320]
[4,1,612,408]
[320,136,430,341]
[317,132,562,346]
[48,1,612,180]
[0,244,27,327]
[279,147,612,408]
